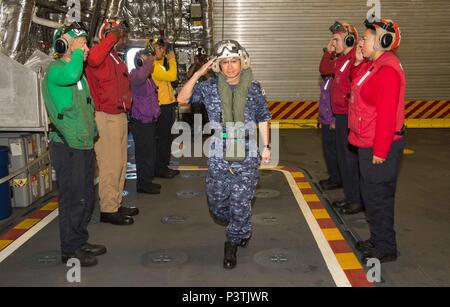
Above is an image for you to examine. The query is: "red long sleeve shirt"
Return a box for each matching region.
[319,51,336,76]
[359,65,401,159]
[85,34,132,114]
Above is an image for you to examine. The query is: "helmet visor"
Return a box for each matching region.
[214,42,240,58]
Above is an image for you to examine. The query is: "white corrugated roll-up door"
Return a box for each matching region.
[212,0,450,101]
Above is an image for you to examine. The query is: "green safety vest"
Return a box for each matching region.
[42,59,97,150]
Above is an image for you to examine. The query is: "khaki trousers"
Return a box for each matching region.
[95,112,128,213]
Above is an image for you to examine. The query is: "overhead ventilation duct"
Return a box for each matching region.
[0,0,35,63]
[106,0,126,18]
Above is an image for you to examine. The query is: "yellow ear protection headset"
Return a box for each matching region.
[53,22,88,54]
[364,18,401,51]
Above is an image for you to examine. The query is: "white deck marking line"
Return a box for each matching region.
[280,169,351,287]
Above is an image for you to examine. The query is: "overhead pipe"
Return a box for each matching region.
[201,0,213,53]
[88,0,103,43]
[31,7,63,28]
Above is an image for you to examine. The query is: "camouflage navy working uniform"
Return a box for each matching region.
[191,76,272,244]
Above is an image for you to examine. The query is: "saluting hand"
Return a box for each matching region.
[326,38,335,53]
[195,58,216,78]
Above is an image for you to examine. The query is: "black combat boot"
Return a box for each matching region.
[223,241,238,269]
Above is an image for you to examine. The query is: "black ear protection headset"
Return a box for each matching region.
[329,21,356,47]
[344,31,355,47]
[134,52,144,67]
[54,22,86,54]
[134,44,156,67]
[54,36,69,55]
[366,19,397,49]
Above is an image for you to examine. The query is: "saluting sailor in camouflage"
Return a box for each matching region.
[191,77,271,244]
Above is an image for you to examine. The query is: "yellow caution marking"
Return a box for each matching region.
[269,102,287,116]
[13,178,28,187]
[312,209,331,219]
[14,219,40,230]
[287,102,313,119]
[40,202,58,211]
[322,228,345,241]
[335,253,363,270]
[291,172,304,178]
[277,103,297,120]
[40,168,50,176]
[303,194,320,202]
[0,240,13,250]
[297,182,311,189]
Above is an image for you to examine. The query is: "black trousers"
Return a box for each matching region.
[51,142,95,254]
[130,120,157,189]
[156,103,176,172]
[321,124,341,184]
[335,114,361,204]
[359,137,405,254]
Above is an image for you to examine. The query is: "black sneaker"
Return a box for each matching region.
[100,212,134,225]
[118,206,139,216]
[80,243,107,256]
[62,250,98,267]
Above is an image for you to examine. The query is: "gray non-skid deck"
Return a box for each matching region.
[0,128,449,287]
[0,167,336,286]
